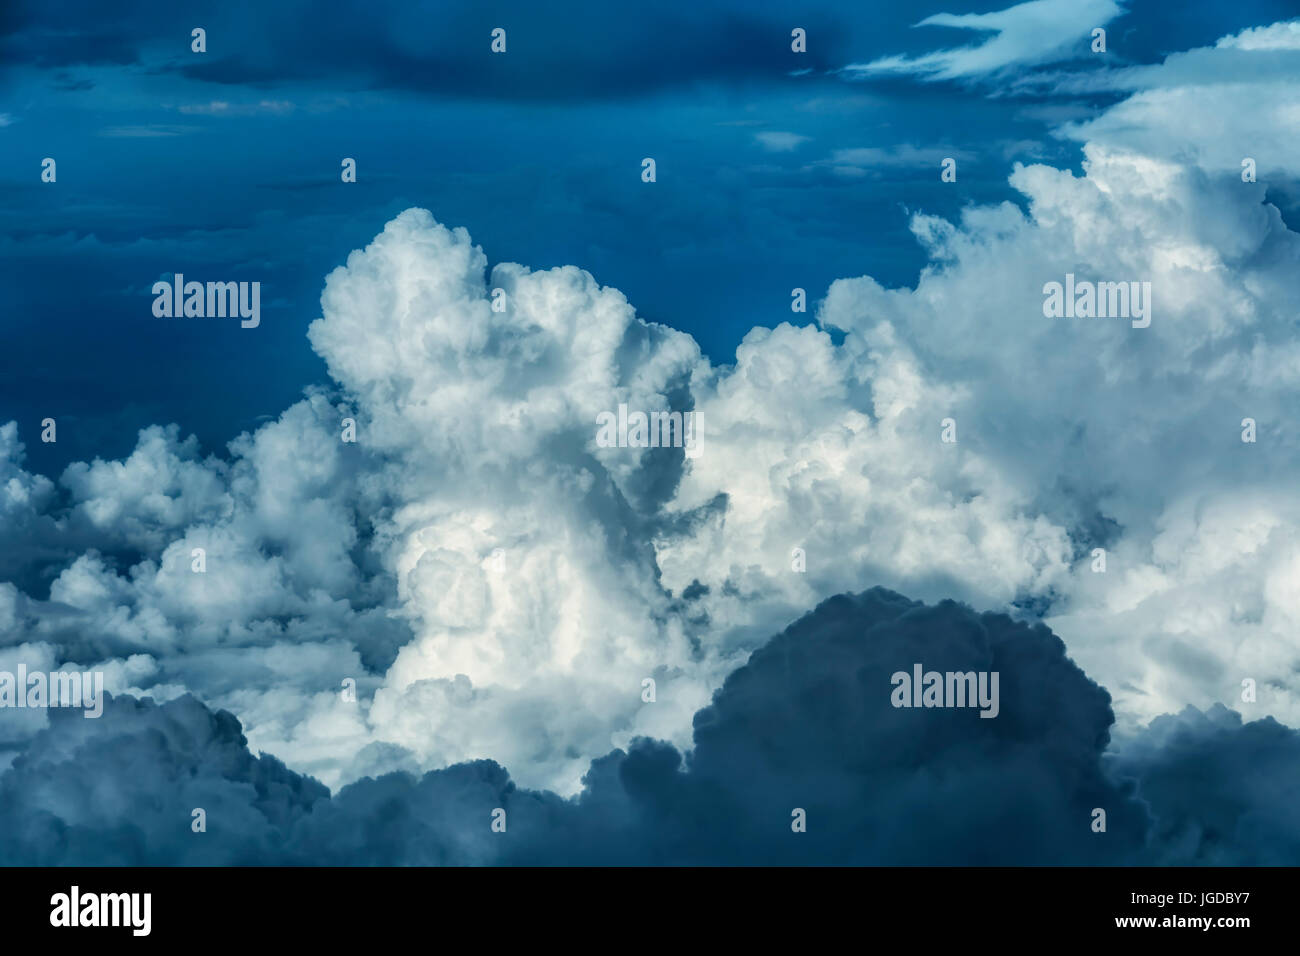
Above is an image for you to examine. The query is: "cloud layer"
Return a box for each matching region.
[9,589,1292,865]
[7,589,1297,864]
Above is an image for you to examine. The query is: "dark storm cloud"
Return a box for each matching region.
[7,0,1294,99]
[1110,705,1300,865]
[513,588,1152,864]
[0,0,141,71]
[7,586,1286,866]
[0,693,327,865]
[2,0,849,101]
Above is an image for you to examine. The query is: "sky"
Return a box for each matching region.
[1,0,1299,864]
[6,0,1296,473]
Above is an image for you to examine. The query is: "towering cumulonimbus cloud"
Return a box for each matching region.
[0,22,1297,799]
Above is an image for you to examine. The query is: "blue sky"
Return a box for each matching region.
[5,0,1295,472]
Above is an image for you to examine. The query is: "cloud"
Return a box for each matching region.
[347,587,1160,864]
[0,0,849,102]
[3,588,1293,865]
[0,692,328,864]
[1111,704,1300,865]
[1217,20,1300,52]
[98,124,198,137]
[175,100,294,116]
[754,131,810,152]
[1053,22,1300,179]
[812,143,974,176]
[812,25,1300,736]
[843,0,1124,81]
[814,134,1300,726]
